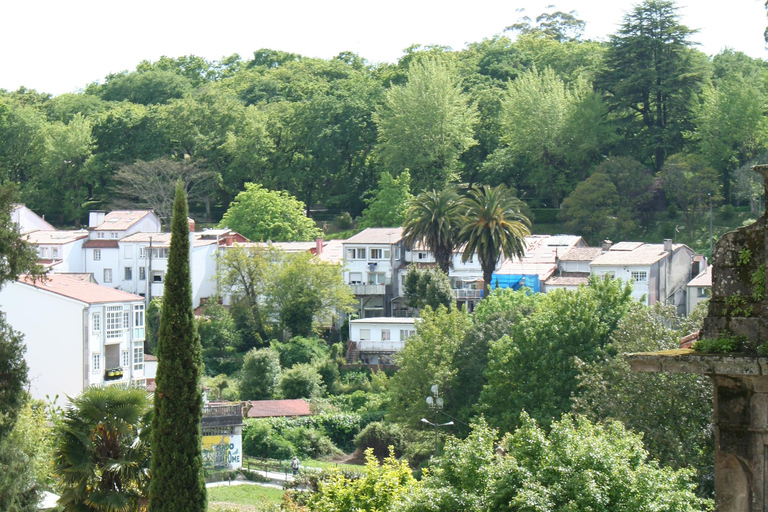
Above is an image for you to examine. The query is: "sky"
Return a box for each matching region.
[1,0,766,96]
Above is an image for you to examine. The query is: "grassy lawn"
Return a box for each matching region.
[208,484,285,511]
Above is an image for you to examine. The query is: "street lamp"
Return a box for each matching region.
[423,385,453,456]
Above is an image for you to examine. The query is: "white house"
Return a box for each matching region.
[543,246,603,292]
[343,228,406,318]
[0,273,146,402]
[347,317,418,365]
[11,204,54,234]
[25,229,89,272]
[687,264,712,316]
[589,240,696,313]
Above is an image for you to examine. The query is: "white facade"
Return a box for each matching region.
[348,317,417,365]
[26,230,89,272]
[12,204,55,233]
[0,275,145,402]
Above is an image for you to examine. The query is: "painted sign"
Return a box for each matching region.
[202,434,242,470]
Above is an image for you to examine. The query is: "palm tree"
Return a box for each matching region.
[458,184,531,295]
[402,188,461,274]
[53,385,152,512]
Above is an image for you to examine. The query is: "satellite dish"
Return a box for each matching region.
[426,396,434,406]
[436,397,444,408]
[431,384,438,395]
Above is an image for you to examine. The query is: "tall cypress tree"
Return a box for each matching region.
[149,182,206,512]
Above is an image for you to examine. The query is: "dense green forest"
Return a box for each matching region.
[2,1,766,247]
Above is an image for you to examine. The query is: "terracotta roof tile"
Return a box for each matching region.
[83,240,119,249]
[25,230,89,245]
[18,274,144,304]
[94,210,154,231]
[244,399,312,418]
[561,247,603,262]
[344,227,404,245]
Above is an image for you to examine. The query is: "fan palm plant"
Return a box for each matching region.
[458,184,531,295]
[402,188,461,274]
[53,385,152,512]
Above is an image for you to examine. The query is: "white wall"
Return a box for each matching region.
[0,282,85,401]
[350,318,416,353]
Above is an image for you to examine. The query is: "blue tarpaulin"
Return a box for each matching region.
[488,274,540,293]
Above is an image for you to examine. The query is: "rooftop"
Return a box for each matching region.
[244,399,312,418]
[590,242,686,266]
[560,247,603,262]
[688,265,712,288]
[17,273,144,304]
[25,229,89,245]
[93,210,154,231]
[344,227,404,245]
[350,317,419,324]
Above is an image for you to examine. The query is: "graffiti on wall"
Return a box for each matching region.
[202,434,242,470]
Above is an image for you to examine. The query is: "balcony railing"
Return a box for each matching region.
[453,288,482,299]
[203,403,242,417]
[357,340,405,353]
[349,283,386,295]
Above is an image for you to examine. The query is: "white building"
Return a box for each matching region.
[543,246,603,292]
[0,273,146,402]
[343,228,406,318]
[687,264,712,316]
[25,229,89,272]
[589,240,696,313]
[347,317,418,365]
[11,204,54,234]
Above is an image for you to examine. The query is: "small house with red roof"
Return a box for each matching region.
[0,274,147,402]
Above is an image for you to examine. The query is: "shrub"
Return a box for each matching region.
[314,358,340,395]
[283,426,340,459]
[273,337,329,368]
[242,421,294,460]
[354,421,407,459]
[279,363,325,399]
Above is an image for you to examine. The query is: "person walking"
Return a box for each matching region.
[291,456,300,476]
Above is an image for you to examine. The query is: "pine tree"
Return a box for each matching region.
[149,183,206,512]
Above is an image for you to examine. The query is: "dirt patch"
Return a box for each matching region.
[332,449,366,465]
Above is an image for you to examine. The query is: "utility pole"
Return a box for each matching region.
[709,193,713,256]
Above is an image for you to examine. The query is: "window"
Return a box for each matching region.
[369,273,385,285]
[51,247,59,258]
[123,310,130,329]
[97,232,105,239]
[152,248,169,259]
[103,268,112,283]
[381,329,390,341]
[631,271,648,282]
[39,247,48,258]
[92,353,101,372]
[124,267,132,280]
[92,313,101,333]
[347,248,366,260]
[106,306,123,339]
[111,232,119,239]
[122,350,130,367]
[133,304,144,340]
[139,267,146,280]
[359,329,371,341]
[400,329,416,340]
[152,271,164,283]
[370,248,390,259]
[133,343,144,371]
[699,287,711,298]
[395,247,401,260]
[417,252,426,260]
[139,247,147,259]
[124,246,132,259]
[349,272,363,285]
[93,249,101,261]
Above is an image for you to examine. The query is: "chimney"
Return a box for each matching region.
[601,240,613,253]
[315,237,324,255]
[664,238,673,254]
[88,211,105,228]
[187,217,195,233]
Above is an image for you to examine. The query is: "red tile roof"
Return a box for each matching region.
[83,240,119,249]
[244,399,312,418]
[17,274,144,304]
[93,210,154,231]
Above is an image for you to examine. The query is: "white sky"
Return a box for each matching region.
[2,0,766,96]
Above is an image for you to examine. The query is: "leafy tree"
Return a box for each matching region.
[113,157,219,225]
[307,449,416,512]
[145,298,162,355]
[402,415,707,512]
[574,302,714,497]
[0,98,47,186]
[97,69,192,105]
[597,156,657,227]
[403,267,454,311]
[197,303,242,375]
[269,251,355,338]
[375,57,477,191]
[358,171,413,229]
[272,336,329,368]
[219,183,321,242]
[559,172,625,245]
[387,306,472,428]
[458,184,530,295]
[52,386,152,512]
[597,0,704,171]
[278,363,325,399]
[239,348,281,400]
[659,153,721,237]
[497,67,608,206]
[691,76,767,201]
[505,9,586,42]
[402,187,461,274]
[480,276,634,432]
[149,183,206,512]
